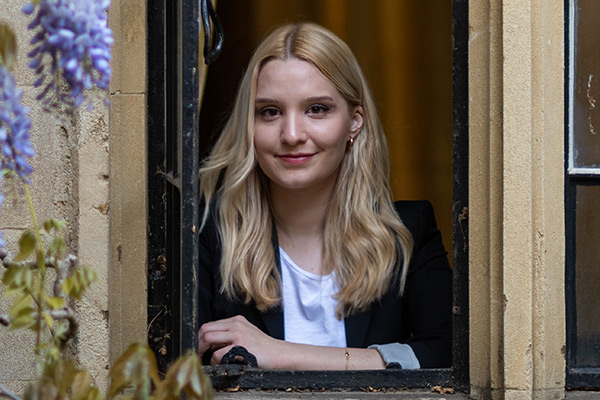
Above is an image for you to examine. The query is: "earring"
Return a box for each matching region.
[346,137,354,152]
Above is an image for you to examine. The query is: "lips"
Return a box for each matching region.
[276,152,316,165]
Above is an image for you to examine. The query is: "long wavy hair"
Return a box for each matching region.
[199,22,413,318]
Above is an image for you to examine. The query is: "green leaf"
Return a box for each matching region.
[71,370,100,400]
[154,352,213,400]
[48,358,76,397]
[108,342,159,399]
[62,266,97,299]
[49,237,67,258]
[24,380,58,400]
[42,311,54,329]
[13,267,25,287]
[54,323,69,342]
[15,230,37,261]
[46,346,60,361]
[0,23,17,70]
[45,295,64,310]
[3,265,35,292]
[43,218,67,233]
[23,267,33,289]
[9,307,34,329]
[62,277,74,295]
[2,265,17,287]
[8,293,32,319]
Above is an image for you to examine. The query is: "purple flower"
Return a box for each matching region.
[0,66,34,181]
[0,186,3,247]
[0,66,34,248]
[23,0,113,112]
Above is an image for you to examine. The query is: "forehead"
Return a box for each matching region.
[255,58,340,99]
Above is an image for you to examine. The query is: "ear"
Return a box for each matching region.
[349,106,364,139]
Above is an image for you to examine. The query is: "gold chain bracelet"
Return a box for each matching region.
[344,347,350,370]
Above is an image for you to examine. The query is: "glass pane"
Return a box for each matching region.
[573,0,600,169]
[575,185,600,366]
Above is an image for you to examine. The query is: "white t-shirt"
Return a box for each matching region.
[279,247,347,347]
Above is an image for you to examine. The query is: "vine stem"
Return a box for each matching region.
[24,185,44,268]
[0,382,22,400]
[24,184,46,362]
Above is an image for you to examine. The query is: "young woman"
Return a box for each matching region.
[197,22,452,370]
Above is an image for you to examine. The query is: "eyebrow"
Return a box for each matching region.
[254,96,335,104]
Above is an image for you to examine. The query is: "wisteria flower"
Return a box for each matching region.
[0,185,3,248]
[0,66,34,181]
[23,0,113,112]
[0,66,34,247]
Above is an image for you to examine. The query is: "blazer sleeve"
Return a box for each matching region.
[197,206,221,364]
[401,200,453,368]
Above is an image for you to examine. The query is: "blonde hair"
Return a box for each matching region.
[199,22,413,317]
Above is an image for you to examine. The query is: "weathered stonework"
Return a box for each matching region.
[0,0,571,398]
[469,1,566,399]
[0,0,143,393]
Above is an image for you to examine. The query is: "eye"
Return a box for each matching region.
[307,104,330,115]
[258,107,280,119]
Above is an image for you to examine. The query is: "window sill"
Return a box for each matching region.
[214,389,467,400]
[206,366,455,391]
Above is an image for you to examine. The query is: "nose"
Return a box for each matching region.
[281,112,307,145]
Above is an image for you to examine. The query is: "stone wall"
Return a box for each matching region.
[468,1,566,399]
[0,0,147,394]
[0,0,571,398]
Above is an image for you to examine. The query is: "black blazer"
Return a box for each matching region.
[198,200,452,368]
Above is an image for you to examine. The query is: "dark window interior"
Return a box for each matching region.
[147,0,469,390]
[565,0,600,390]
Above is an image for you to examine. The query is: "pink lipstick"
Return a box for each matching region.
[277,153,315,165]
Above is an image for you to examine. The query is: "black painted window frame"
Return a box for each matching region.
[147,0,469,391]
[564,0,600,390]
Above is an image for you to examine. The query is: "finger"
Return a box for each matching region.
[202,329,239,347]
[211,344,234,365]
[200,315,250,333]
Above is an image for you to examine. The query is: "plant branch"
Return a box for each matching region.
[54,254,76,298]
[24,185,44,265]
[0,307,78,342]
[24,185,46,355]
[0,383,22,400]
[0,252,77,275]
[47,307,78,342]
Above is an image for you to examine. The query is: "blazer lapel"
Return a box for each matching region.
[261,306,284,340]
[259,222,285,340]
[344,308,373,347]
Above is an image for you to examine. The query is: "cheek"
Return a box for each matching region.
[253,123,274,151]
[253,133,272,171]
[254,135,267,163]
[320,126,350,154]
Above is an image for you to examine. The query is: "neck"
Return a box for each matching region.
[270,182,336,254]
[272,186,332,234]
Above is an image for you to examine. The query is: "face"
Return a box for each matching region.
[253,58,363,196]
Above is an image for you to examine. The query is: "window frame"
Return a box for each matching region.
[565,0,600,389]
[146,0,469,390]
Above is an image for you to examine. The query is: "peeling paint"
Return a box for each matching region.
[469,29,481,45]
[95,203,109,215]
[587,74,597,135]
[457,206,468,253]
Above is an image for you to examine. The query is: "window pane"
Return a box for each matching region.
[573,0,600,169]
[575,185,600,366]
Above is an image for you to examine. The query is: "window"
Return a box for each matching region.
[566,0,600,389]
[146,0,469,391]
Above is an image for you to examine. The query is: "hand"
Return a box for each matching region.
[197,315,281,368]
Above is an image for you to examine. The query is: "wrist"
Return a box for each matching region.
[262,338,290,369]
